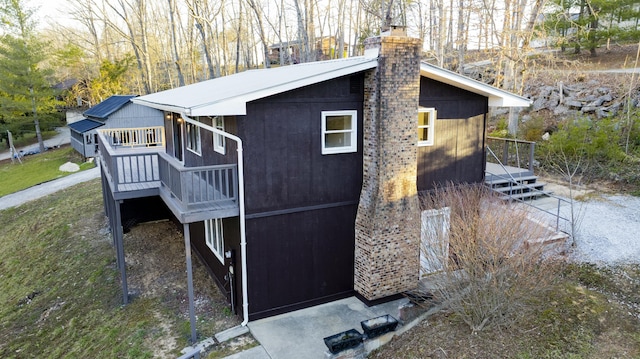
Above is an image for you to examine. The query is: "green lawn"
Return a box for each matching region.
[0,146,95,197]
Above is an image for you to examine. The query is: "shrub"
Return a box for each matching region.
[418,184,561,333]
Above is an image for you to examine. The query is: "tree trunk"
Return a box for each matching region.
[168,0,185,86]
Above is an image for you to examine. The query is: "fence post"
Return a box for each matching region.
[529,142,536,173]
[502,140,509,166]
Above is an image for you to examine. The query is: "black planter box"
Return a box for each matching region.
[323,328,363,354]
[361,314,399,339]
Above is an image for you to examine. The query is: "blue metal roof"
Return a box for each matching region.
[83,95,137,120]
[68,119,104,133]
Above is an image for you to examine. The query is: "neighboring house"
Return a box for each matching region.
[69,95,164,158]
[97,29,530,326]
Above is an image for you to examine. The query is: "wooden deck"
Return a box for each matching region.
[485,162,533,181]
[98,129,239,223]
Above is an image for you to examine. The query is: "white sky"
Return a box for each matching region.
[29,0,71,29]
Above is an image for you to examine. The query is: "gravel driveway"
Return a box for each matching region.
[571,194,640,264]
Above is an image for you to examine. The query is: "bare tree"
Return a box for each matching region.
[246,0,271,68]
[167,0,185,86]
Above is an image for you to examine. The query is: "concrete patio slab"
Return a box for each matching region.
[247,296,408,359]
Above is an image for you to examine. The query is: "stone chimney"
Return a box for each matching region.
[354,31,422,301]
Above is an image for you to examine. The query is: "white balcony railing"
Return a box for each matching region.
[100,126,165,148]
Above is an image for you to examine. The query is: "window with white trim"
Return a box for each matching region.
[205,218,224,263]
[213,116,226,155]
[418,108,436,146]
[186,121,201,155]
[321,110,357,154]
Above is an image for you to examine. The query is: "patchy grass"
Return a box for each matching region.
[0,146,95,196]
[0,181,159,358]
[370,263,640,358]
[0,180,247,358]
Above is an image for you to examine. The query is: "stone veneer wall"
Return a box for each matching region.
[354,34,422,301]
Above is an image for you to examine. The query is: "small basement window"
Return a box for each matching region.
[418,108,436,146]
[321,110,357,155]
[205,218,224,263]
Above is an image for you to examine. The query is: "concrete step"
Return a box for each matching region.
[499,190,552,201]
[485,175,539,187]
[493,183,547,195]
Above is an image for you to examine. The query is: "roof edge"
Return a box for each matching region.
[420,62,532,108]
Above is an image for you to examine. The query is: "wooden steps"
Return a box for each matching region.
[485,173,549,202]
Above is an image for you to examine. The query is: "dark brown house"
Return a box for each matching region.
[97,31,530,330]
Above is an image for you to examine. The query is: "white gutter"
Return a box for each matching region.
[181,113,249,326]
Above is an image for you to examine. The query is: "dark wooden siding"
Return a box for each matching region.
[246,205,357,320]
[237,74,364,318]
[241,74,364,214]
[189,217,242,312]
[183,116,239,167]
[417,77,488,191]
[419,77,487,119]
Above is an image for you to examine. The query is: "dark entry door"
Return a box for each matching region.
[172,117,183,162]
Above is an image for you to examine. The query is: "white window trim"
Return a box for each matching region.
[205,218,224,264]
[418,108,436,147]
[213,116,226,155]
[186,121,202,155]
[321,110,357,155]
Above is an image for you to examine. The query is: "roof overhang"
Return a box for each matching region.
[132,57,379,117]
[132,57,530,117]
[420,62,532,107]
[67,119,105,133]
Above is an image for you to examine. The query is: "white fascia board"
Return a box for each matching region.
[190,59,378,117]
[129,99,190,115]
[420,63,532,108]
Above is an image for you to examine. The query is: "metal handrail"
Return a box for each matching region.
[486,146,571,233]
[486,136,536,172]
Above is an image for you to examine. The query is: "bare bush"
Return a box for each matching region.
[418,184,561,333]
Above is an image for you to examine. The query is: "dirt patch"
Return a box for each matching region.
[122,220,244,355]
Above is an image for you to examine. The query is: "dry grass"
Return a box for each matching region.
[418,184,562,333]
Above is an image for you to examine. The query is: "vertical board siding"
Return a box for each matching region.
[246,205,357,319]
[418,77,489,191]
[104,103,164,129]
[237,74,364,318]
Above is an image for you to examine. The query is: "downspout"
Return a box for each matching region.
[181,113,249,326]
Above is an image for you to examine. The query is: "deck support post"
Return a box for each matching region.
[183,223,198,344]
[114,200,128,304]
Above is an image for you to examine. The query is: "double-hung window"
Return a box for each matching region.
[186,120,201,155]
[321,110,357,154]
[205,218,224,263]
[213,116,226,154]
[418,108,436,146]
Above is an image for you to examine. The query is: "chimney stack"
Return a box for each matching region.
[354,32,422,301]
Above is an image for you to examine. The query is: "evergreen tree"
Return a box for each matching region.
[0,0,57,152]
[543,0,640,56]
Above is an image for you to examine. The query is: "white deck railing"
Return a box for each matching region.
[99,126,165,148]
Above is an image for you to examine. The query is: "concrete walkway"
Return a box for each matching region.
[0,166,101,211]
[0,127,70,162]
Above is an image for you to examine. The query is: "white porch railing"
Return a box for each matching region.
[99,126,165,148]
